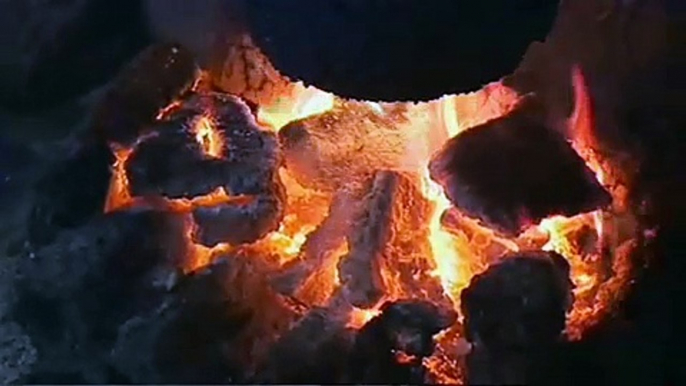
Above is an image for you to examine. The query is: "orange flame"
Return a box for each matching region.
[256,82,335,131]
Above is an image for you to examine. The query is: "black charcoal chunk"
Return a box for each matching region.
[111,259,254,384]
[255,308,355,384]
[429,107,611,235]
[92,43,198,146]
[125,122,225,199]
[347,299,457,384]
[460,250,573,385]
[192,186,285,247]
[13,210,188,381]
[28,142,114,246]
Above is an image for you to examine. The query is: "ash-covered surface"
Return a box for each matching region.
[271,184,366,296]
[429,103,611,236]
[172,92,282,197]
[279,100,407,192]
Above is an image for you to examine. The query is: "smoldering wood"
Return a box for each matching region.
[460,250,574,385]
[271,184,368,296]
[254,307,355,384]
[429,104,611,236]
[278,100,408,192]
[12,210,189,381]
[27,141,114,247]
[192,183,285,247]
[110,255,297,384]
[346,299,457,384]
[91,43,199,147]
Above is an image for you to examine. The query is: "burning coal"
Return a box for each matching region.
[92,43,638,383]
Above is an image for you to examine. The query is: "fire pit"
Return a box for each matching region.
[6,0,680,384]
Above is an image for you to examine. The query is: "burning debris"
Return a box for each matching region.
[10,9,642,380]
[125,123,222,199]
[460,251,573,385]
[429,100,612,236]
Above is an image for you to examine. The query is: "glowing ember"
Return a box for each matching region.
[347,307,381,329]
[191,115,224,157]
[257,82,335,131]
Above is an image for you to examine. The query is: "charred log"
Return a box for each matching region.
[91,43,198,147]
[12,210,188,381]
[28,142,114,247]
[255,307,355,384]
[347,299,457,384]
[461,250,573,385]
[279,100,407,192]
[429,103,611,236]
[337,171,399,308]
[272,184,367,296]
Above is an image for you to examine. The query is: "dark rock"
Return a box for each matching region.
[429,102,611,236]
[245,0,559,101]
[28,142,114,247]
[13,210,188,380]
[0,0,150,112]
[91,43,198,146]
[460,250,573,385]
[347,299,456,384]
